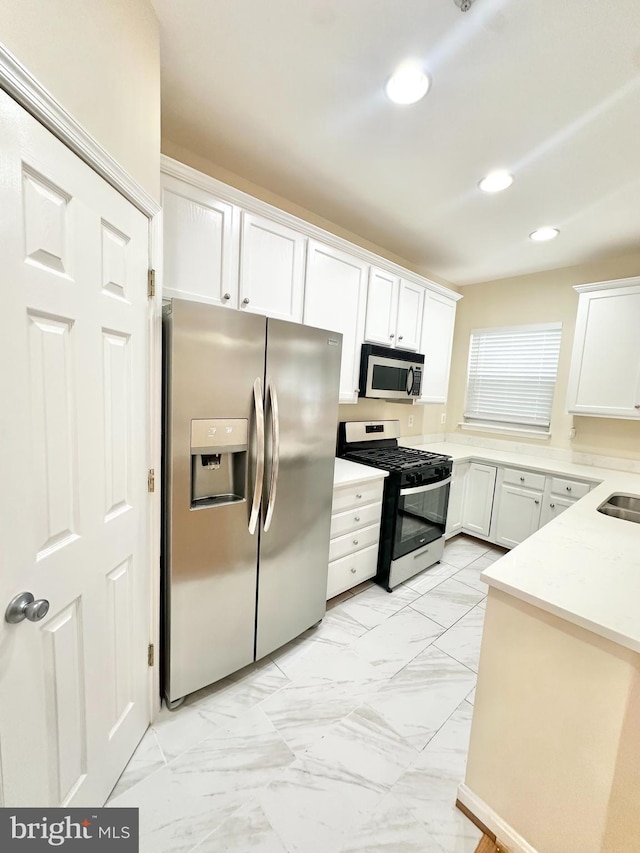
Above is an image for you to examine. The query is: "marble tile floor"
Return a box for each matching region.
[108,535,506,853]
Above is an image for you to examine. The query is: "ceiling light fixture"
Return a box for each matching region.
[385,64,430,105]
[530,227,560,242]
[478,170,513,193]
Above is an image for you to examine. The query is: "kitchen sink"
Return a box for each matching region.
[597,494,640,524]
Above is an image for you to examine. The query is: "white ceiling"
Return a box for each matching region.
[152,0,640,286]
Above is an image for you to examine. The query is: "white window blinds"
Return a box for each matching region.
[464,323,562,430]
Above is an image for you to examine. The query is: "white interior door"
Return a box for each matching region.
[0,89,151,806]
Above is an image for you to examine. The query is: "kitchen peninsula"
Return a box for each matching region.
[414,443,640,852]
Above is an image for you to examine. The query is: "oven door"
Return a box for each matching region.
[392,477,451,560]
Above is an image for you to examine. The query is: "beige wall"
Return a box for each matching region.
[466,589,640,853]
[447,251,640,460]
[0,0,160,200]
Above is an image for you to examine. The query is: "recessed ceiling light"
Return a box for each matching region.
[385,64,430,105]
[478,170,513,193]
[530,227,560,242]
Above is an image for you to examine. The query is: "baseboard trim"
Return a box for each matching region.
[457,783,540,853]
[456,798,496,841]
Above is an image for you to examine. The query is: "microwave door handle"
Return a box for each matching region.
[263,382,280,532]
[399,476,452,497]
[407,366,414,396]
[249,377,265,535]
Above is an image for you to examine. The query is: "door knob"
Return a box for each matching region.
[222,292,231,300]
[242,297,250,305]
[398,335,404,341]
[390,333,395,339]
[5,592,50,624]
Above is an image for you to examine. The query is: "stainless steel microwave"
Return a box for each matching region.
[359,344,424,401]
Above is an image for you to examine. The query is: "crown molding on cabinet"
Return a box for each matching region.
[573,276,640,294]
[161,154,461,302]
[0,43,160,218]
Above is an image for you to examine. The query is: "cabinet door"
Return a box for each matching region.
[539,494,575,528]
[304,240,368,403]
[162,175,238,307]
[494,484,543,548]
[239,211,306,322]
[364,267,398,346]
[567,281,640,418]
[419,291,457,403]
[396,280,425,351]
[462,463,497,538]
[445,461,468,537]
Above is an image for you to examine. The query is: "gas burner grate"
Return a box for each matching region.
[343,446,450,472]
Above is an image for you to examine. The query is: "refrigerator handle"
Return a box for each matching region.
[248,377,265,535]
[263,382,280,532]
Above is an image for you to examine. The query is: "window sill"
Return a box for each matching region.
[458,422,552,441]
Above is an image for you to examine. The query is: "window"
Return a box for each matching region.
[464,323,562,435]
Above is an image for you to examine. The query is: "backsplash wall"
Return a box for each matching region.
[338,399,447,439]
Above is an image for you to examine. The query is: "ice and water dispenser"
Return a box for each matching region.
[190,419,247,508]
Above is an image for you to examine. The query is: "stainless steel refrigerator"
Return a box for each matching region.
[162,298,342,707]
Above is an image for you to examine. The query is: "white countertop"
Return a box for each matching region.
[333,457,389,487]
[407,441,640,654]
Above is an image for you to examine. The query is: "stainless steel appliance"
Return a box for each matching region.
[337,420,452,589]
[163,299,342,707]
[359,344,424,401]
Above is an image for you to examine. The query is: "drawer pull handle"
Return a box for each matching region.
[350,567,356,574]
[550,503,555,508]
[566,486,572,492]
[356,493,362,499]
[534,500,539,505]
[520,476,525,482]
[354,516,360,522]
[353,539,359,545]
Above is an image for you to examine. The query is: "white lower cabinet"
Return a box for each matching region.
[327,478,384,599]
[462,463,497,538]
[445,461,468,537]
[539,476,591,527]
[455,462,594,548]
[493,483,543,549]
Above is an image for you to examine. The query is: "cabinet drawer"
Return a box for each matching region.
[329,522,380,563]
[330,501,382,539]
[327,544,378,600]
[548,477,590,499]
[502,468,546,491]
[332,479,384,513]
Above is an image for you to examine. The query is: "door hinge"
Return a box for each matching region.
[148,468,155,493]
[148,268,156,299]
[148,643,155,667]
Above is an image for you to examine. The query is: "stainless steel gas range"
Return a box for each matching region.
[337,420,452,590]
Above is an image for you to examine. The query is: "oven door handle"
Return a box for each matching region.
[399,476,451,497]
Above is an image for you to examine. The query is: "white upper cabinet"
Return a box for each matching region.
[419,291,457,404]
[364,267,399,346]
[162,174,238,307]
[303,240,368,404]
[238,211,306,322]
[567,277,640,418]
[396,280,425,351]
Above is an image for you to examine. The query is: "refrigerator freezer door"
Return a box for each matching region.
[255,320,342,658]
[164,299,266,703]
